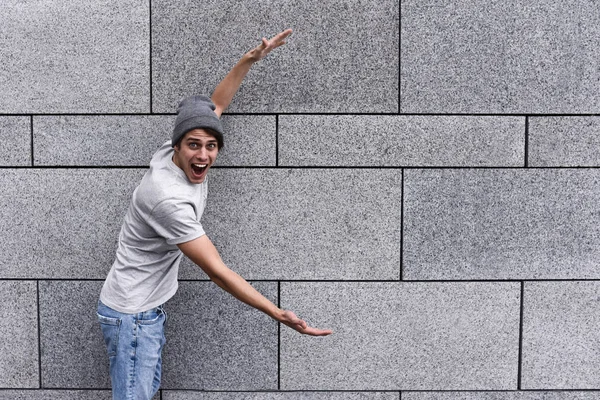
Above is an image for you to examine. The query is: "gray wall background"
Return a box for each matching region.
[1,0,600,399]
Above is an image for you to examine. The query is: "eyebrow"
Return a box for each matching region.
[186,138,217,143]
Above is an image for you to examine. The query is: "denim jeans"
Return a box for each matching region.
[97,300,167,400]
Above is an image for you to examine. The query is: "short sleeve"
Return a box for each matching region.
[147,199,205,245]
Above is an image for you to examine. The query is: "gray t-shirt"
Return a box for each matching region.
[100,141,207,313]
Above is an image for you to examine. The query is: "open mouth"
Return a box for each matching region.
[191,163,208,177]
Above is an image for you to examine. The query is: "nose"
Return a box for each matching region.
[196,147,208,160]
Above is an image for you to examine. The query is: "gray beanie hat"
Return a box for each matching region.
[172,95,224,147]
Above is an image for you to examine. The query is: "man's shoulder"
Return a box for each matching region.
[136,170,180,208]
[135,168,205,213]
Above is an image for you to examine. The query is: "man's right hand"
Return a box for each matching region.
[279,309,333,336]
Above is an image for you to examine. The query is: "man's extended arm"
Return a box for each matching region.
[211,29,292,117]
[178,235,332,336]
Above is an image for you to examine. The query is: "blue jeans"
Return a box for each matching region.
[97,300,167,400]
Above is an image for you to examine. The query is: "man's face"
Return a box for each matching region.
[172,129,219,184]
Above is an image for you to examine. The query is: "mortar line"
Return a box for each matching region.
[3,165,600,170]
[3,277,600,283]
[4,112,600,117]
[2,388,600,393]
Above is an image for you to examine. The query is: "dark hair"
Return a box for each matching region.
[174,128,224,150]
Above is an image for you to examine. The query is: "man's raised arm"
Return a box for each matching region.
[211,29,292,117]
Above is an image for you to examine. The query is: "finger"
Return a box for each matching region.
[289,318,307,329]
[302,327,333,336]
[257,37,268,50]
[274,28,293,40]
[270,29,292,44]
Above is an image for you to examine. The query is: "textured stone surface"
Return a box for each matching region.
[0,392,112,400]
[179,169,402,280]
[34,116,174,166]
[0,116,30,166]
[39,281,109,388]
[152,0,398,113]
[280,282,520,390]
[401,0,600,113]
[0,281,38,388]
[163,392,399,400]
[38,280,277,390]
[161,281,278,390]
[33,115,275,166]
[404,392,600,400]
[214,115,276,166]
[279,115,524,166]
[0,169,144,279]
[0,0,149,113]
[522,282,600,389]
[404,169,600,280]
[529,117,600,167]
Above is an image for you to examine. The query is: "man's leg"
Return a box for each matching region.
[97,301,166,400]
[139,305,167,398]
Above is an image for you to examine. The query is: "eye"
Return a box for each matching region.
[189,143,198,149]
[207,143,217,149]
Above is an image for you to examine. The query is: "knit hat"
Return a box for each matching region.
[172,95,224,147]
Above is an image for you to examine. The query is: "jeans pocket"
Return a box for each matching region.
[97,313,121,358]
[137,307,165,326]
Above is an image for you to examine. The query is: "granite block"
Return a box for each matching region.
[38,281,109,388]
[163,392,399,400]
[0,117,31,166]
[0,391,112,400]
[33,115,275,166]
[403,392,600,400]
[280,282,520,390]
[179,168,402,280]
[0,169,144,279]
[152,0,398,113]
[529,117,600,167]
[214,115,276,166]
[0,0,149,113]
[404,169,600,280]
[522,281,600,389]
[279,115,524,167]
[34,116,174,166]
[401,0,600,113]
[0,281,38,388]
[161,281,278,390]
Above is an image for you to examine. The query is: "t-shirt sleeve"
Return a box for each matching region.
[147,199,205,245]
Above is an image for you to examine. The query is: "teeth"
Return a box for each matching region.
[192,164,207,168]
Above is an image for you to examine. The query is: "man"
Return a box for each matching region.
[97,29,332,400]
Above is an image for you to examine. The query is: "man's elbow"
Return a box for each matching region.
[212,104,224,118]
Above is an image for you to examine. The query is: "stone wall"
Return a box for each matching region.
[1,0,599,398]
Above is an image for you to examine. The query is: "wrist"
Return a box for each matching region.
[241,52,258,64]
[273,308,286,322]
